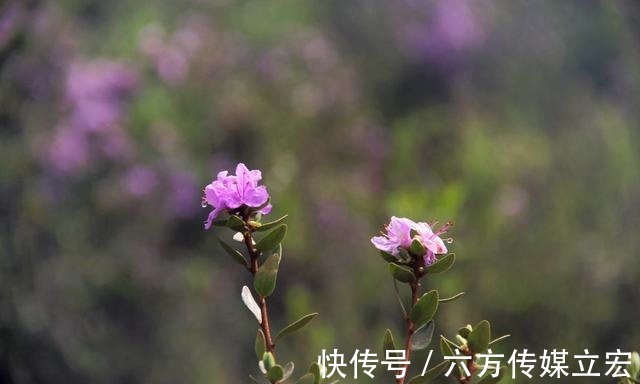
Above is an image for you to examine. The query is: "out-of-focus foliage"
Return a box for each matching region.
[1,0,639,383]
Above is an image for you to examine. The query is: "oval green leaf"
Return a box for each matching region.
[267,364,284,382]
[411,290,439,329]
[226,215,246,231]
[256,215,288,232]
[275,313,318,343]
[217,238,248,267]
[411,321,435,351]
[440,336,463,377]
[409,239,426,256]
[256,225,287,253]
[254,250,282,297]
[379,251,395,263]
[425,253,455,274]
[262,352,276,371]
[383,328,396,354]
[389,263,416,283]
[468,320,491,354]
[308,362,321,384]
[255,329,266,360]
[458,324,472,338]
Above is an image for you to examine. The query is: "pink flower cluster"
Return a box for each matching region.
[371,216,450,265]
[202,163,272,229]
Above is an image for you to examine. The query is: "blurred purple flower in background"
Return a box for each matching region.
[0,1,25,48]
[202,163,272,229]
[45,59,138,175]
[121,165,158,198]
[400,0,484,64]
[139,18,203,85]
[165,169,199,218]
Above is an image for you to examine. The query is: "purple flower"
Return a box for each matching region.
[412,221,450,265]
[121,165,158,198]
[371,216,415,256]
[371,216,451,265]
[202,163,272,229]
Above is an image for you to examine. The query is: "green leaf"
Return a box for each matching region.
[282,362,295,381]
[256,215,288,232]
[254,250,282,297]
[308,363,321,384]
[489,334,511,346]
[217,238,248,267]
[458,325,472,338]
[407,360,448,383]
[275,313,318,343]
[392,279,407,318]
[295,373,315,384]
[409,239,426,256]
[255,330,266,360]
[425,253,455,274]
[476,366,506,384]
[211,219,228,227]
[440,336,463,377]
[439,292,465,303]
[389,263,416,283]
[256,225,287,253]
[630,352,639,378]
[267,364,284,382]
[226,215,246,231]
[411,290,439,329]
[468,320,491,354]
[262,352,276,371]
[241,286,262,324]
[411,321,435,351]
[380,250,395,262]
[383,329,397,354]
[440,336,455,357]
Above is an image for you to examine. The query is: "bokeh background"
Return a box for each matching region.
[1,0,639,383]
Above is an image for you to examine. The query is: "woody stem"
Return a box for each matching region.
[397,280,420,384]
[242,220,276,355]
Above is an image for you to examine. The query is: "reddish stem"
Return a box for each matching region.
[397,280,420,384]
[242,221,276,355]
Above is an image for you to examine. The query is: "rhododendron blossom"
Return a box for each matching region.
[371,216,451,265]
[202,163,272,229]
[370,216,414,256]
[413,221,451,265]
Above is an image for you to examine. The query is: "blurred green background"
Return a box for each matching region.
[1,0,639,383]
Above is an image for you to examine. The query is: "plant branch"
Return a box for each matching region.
[241,217,276,355]
[458,352,477,384]
[397,280,420,384]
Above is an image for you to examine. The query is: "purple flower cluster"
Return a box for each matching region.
[138,18,204,86]
[46,60,138,175]
[371,216,451,265]
[202,163,272,229]
[399,0,484,65]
